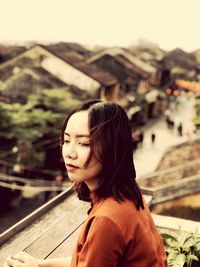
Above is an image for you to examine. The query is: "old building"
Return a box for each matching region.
[0,44,119,102]
[87,47,163,125]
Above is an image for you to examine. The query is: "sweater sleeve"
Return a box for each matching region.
[75,216,125,267]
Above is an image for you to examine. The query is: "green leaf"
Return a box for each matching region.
[188,254,199,261]
[161,233,179,248]
[174,254,186,267]
[183,235,196,248]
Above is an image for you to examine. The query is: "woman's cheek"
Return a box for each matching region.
[79,149,90,165]
[62,149,67,161]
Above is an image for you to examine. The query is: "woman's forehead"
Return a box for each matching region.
[65,111,89,134]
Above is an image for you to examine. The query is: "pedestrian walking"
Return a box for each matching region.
[177,122,183,136]
[166,116,174,130]
[151,133,156,144]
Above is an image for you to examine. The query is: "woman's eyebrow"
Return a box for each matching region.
[64,132,90,138]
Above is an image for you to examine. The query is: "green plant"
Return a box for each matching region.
[161,231,200,267]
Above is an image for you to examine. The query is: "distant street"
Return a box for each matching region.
[134,95,198,178]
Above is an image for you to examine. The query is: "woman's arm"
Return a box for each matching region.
[4,251,71,267]
[74,217,125,267]
[39,257,71,267]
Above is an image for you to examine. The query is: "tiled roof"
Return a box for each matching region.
[30,67,91,100]
[39,44,117,87]
[163,48,198,69]
[0,45,27,63]
[114,55,149,79]
[32,67,67,87]
[87,47,156,74]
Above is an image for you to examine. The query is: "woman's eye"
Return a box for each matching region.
[64,140,70,143]
[79,142,90,146]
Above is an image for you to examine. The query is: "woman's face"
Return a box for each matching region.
[62,111,102,191]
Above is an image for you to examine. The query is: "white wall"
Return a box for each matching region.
[42,57,100,93]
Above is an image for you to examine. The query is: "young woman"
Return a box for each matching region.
[5,100,167,267]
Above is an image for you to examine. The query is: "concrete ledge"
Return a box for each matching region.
[153,213,200,234]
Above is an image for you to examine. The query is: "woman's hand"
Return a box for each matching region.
[4,251,40,267]
[4,252,71,267]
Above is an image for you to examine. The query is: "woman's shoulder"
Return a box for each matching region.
[94,197,143,225]
[89,197,152,243]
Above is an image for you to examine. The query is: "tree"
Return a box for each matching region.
[0,88,81,170]
[41,87,81,114]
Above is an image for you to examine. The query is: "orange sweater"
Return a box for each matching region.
[71,194,167,267]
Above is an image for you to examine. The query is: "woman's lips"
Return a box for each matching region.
[66,163,79,172]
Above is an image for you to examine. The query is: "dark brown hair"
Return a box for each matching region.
[60,100,144,210]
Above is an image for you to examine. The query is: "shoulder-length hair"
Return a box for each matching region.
[60,100,144,210]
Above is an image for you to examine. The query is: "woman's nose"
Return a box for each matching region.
[67,150,78,159]
[63,143,78,159]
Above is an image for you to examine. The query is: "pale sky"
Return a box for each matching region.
[1,0,200,52]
